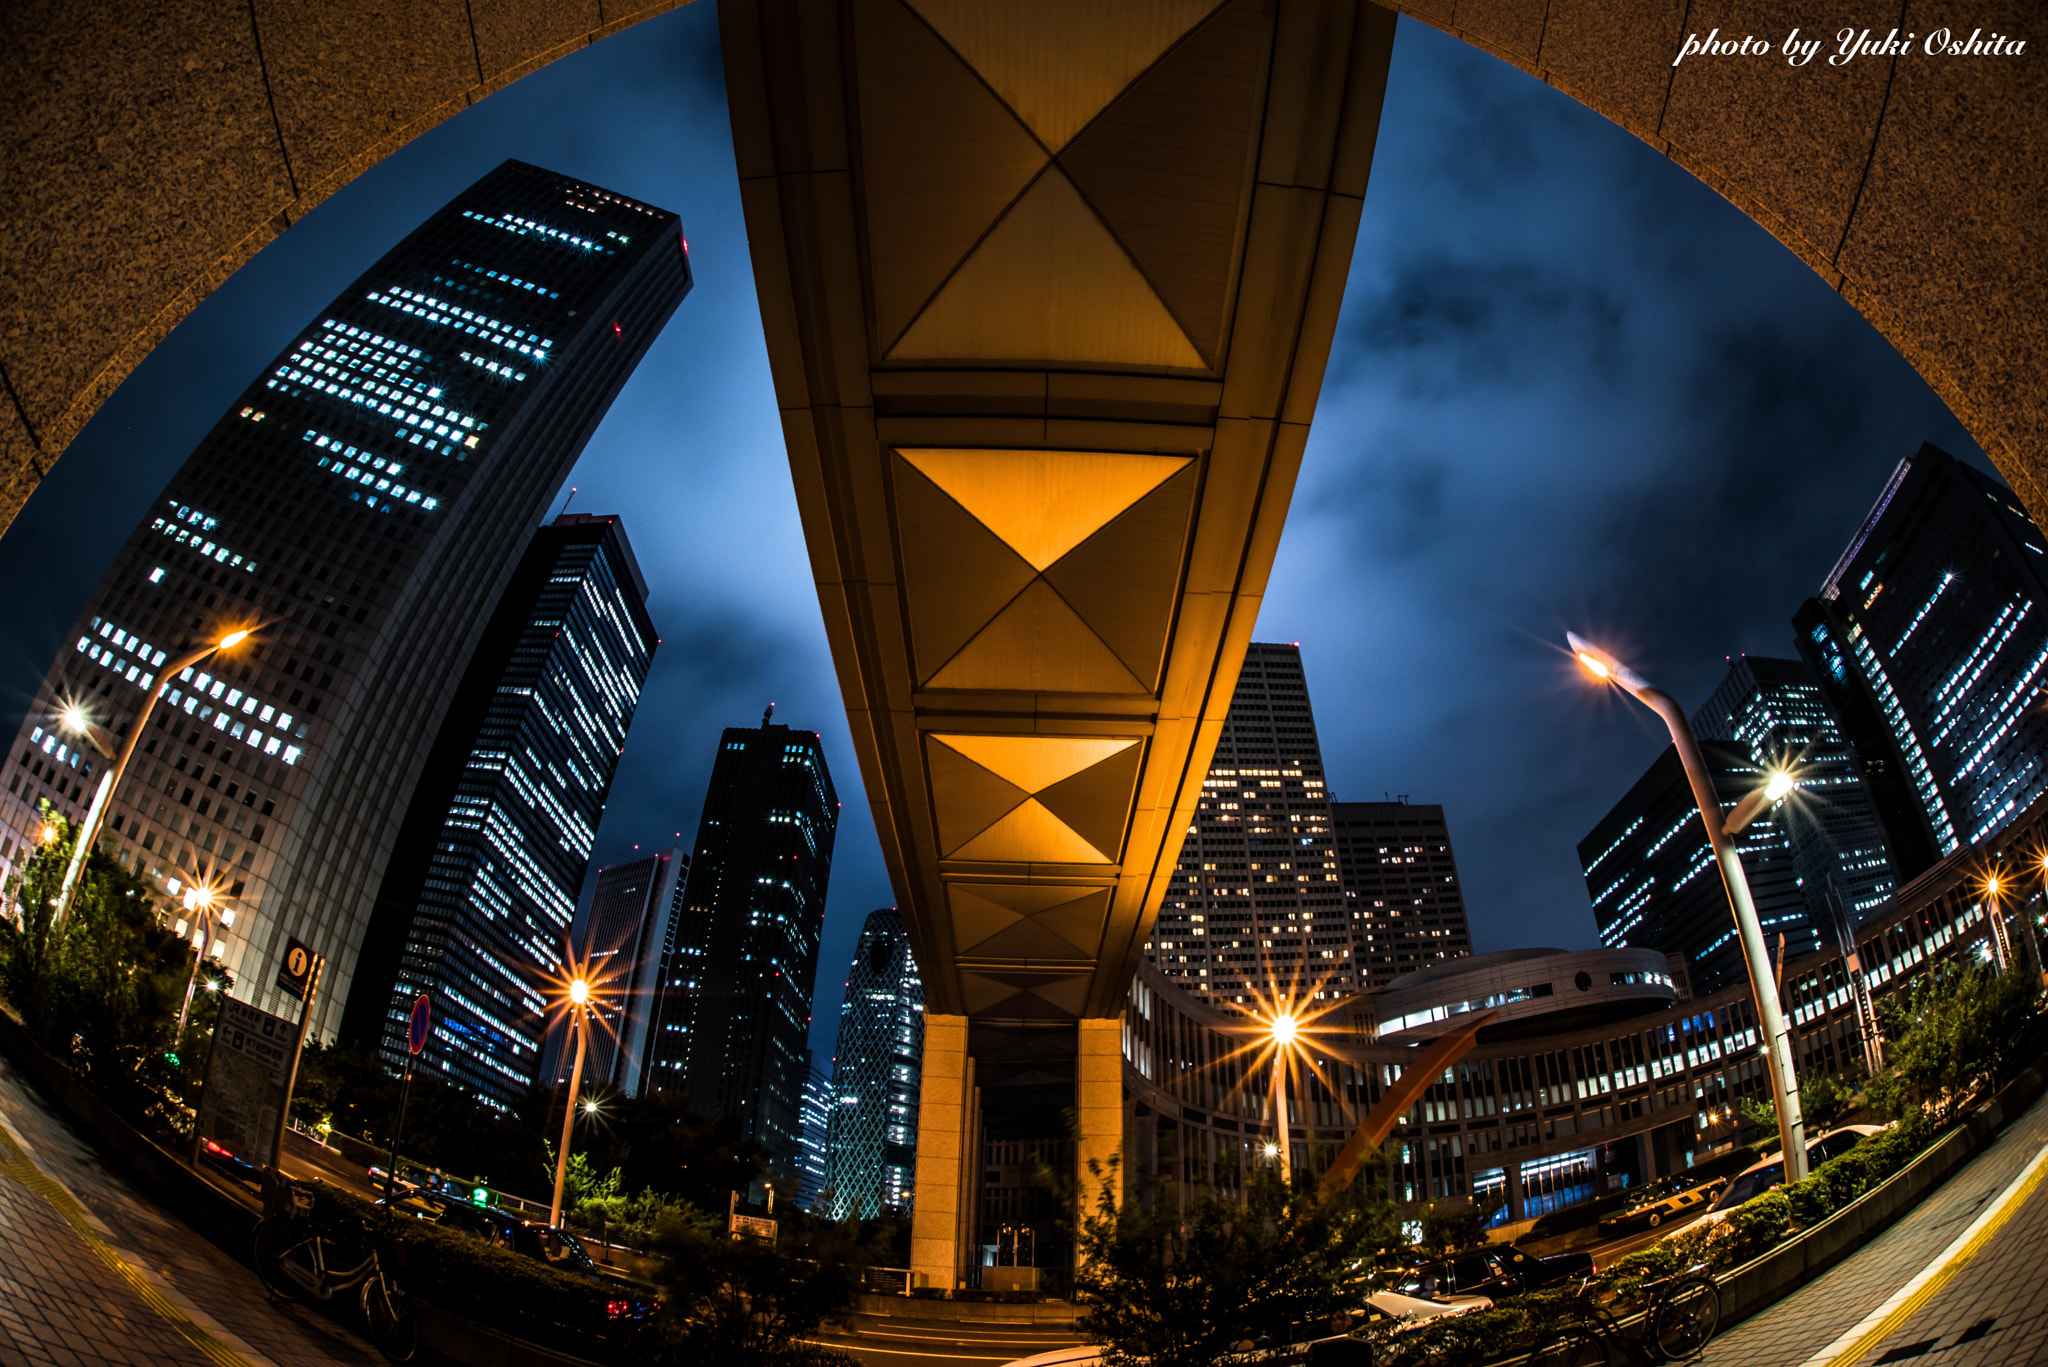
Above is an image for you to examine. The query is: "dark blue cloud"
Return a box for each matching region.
[0,10,2002,1074]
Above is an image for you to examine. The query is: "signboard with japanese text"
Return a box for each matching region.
[194,997,294,1168]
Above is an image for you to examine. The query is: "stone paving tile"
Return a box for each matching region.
[1699,1090,2048,1367]
[0,1057,376,1367]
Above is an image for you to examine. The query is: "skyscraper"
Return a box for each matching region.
[1579,739,1814,996]
[1795,444,2048,873]
[1692,655,1899,927]
[645,713,838,1175]
[1148,643,1352,1009]
[1,163,688,1037]
[347,513,656,1105]
[796,1059,832,1212]
[534,845,688,1096]
[821,907,924,1221]
[1330,800,1475,987]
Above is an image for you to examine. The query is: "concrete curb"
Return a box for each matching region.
[1715,1063,2045,1325]
[0,1009,603,1367]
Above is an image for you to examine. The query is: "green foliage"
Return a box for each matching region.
[1073,1157,1398,1367]
[1867,962,2039,1122]
[0,815,206,1121]
[1407,1193,1503,1258]
[656,1207,872,1365]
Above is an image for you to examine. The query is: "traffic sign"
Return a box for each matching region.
[408,993,432,1055]
[276,938,319,1001]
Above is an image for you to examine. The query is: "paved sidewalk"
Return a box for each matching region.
[0,1056,373,1367]
[1700,1090,2048,1367]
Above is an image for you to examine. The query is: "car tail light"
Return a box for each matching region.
[205,1141,228,1155]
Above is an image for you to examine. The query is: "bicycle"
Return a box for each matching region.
[252,1170,420,1362]
[1527,1266,1721,1365]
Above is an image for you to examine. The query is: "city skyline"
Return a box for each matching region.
[0,7,1998,1066]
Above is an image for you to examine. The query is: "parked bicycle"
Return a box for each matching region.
[1528,1265,1721,1365]
[252,1169,419,1362]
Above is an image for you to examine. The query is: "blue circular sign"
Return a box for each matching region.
[408,993,431,1055]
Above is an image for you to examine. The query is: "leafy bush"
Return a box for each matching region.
[656,1208,873,1366]
[1867,963,2039,1121]
[1074,1159,1396,1367]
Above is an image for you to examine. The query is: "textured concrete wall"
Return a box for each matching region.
[2,0,2041,534]
[0,0,688,529]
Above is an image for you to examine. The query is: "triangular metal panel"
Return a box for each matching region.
[927,578,1151,694]
[904,0,1222,151]
[887,167,1207,368]
[1042,463,1197,690]
[926,736,1030,855]
[892,454,1040,682]
[932,733,1137,795]
[947,883,1028,950]
[1058,0,1265,365]
[952,797,1115,865]
[853,0,1050,351]
[962,916,1097,963]
[899,448,1189,571]
[1033,740,1143,865]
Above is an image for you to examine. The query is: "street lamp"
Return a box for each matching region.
[50,628,254,928]
[548,975,594,1229]
[172,883,227,1041]
[1569,633,1809,1182]
[1267,1008,1301,1186]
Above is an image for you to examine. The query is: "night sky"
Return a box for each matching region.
[0,9,1991,1070]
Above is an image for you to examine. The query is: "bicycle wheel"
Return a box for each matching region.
[252,1219,310,1302]
[1528,1328,1606,1367]
[362,1276,419,1363]
[1652,1275,1721,1360]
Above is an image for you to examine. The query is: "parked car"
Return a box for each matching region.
[1597,1177,1727,1235]
[1391,1246,1593,1300]
[196,1139,261,1189]
[1703,1124,1888,1218]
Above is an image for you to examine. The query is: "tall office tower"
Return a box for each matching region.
[1692,656,1899,928]
[1330,800,1475,987]
[0,162,688,1037]
[346,514,656,1105]
[821,908,925,1220]
[644,714,838,1175]
[532,846,688,1096]
[1579,739,1815,996]
[1147,642,1351,1010]
[796,1059,832,1212]
[1794,444,2048,874]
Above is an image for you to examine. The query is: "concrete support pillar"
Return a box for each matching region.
[911,1014,976,1290]
[1076,1017,1125,1244]
[1505,1162,1526,1223]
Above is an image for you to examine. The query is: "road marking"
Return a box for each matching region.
[800,1338,1030,1361]
[0,1110,266,1367]
[1799,1140,2048,1367]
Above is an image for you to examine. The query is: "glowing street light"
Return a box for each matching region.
[549,972,597,1229]
[1568,632,1809,1182]
[1266,1008,1302,1185]
[172,882,226,1041]
[50,627,256,928]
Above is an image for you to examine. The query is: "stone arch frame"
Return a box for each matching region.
[0,0,2040,531]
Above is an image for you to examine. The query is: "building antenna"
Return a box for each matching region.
[763,701,775,727]
[549,485,578,523]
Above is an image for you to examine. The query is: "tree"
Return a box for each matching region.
[1074,1157,1397,1367]
[0,807,73,1022]
[1867,961,2039,1122]
[659,1208,867,1365]
[1408,1193,1503,1259]
[1741,1071,1852,1138]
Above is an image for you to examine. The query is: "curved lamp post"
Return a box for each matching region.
[172,882,228,1041]
[1569,633,1809,1182]
[548,975,593,1229]
[1268,1008,1300,1186]
[52,628,252,928]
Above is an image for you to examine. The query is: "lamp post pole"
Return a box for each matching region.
[52,631,251,928]
[172,888,222,1042]
[548,980,591,1229]
[1569,634,1808,1182]
[1271,1050,1292,1188]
